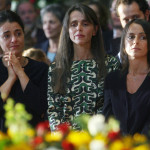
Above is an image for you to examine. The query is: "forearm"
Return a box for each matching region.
[17,69,29,91]
[0,78,16,101]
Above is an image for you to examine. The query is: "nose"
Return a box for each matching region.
[11,35,17,43]
[77,24,82,31]
[133,36,139,44]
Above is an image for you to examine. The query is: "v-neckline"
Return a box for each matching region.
[126,73,149,95]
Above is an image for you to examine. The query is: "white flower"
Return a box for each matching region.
[89,140,107,150]
[88,114,106,136]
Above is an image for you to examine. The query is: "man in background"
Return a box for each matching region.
[115,0,149,61]
[16,1,46,49]
[105,0,123,56]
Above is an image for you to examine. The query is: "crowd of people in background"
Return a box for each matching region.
[0,0,150,136]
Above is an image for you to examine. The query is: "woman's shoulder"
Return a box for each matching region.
[105,69,125,84]
[105,54,120,64]
[26,57,49,71]
[105,54,121,72]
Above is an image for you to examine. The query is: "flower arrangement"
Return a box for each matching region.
[0,99,150,150]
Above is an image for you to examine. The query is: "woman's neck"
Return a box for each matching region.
[128,58,149,75]
[73,44,93,61]
[49,38,59,53]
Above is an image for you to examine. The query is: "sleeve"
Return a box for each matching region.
[141,117,150,136]
[96,78,104,114]
[96,55,120,114]
[0,93,3,113]
[105,55,121,73]
[47,65,63,131]
[23,64,48,117]
[102,75,114,120]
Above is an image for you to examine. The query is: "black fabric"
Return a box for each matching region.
[103,70,150,135]
[0,57,48,131]
[103,30,121,57]
[35,40,49,54]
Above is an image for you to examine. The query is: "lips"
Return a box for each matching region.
[132,47,140,50]
[10,45,19,49]
[75,34,84,37]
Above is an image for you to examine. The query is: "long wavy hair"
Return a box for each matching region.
[53,3,106,94]
[120,19,150,72]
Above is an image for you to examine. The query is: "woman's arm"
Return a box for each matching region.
[0,55,17,101]
[7,54,29,91]
[102,75,113,120]
[0,77,16,101]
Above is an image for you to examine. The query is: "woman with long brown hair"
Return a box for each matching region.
[47,3,120,131]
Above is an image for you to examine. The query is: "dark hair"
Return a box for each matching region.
[120,19,150,71]
[40,3,66,24]
[115,0,149,16]
[53,3,106,94]
[0,10,24,32]
[88,1,109,31]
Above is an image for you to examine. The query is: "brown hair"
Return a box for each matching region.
[53,3,106,94]
[23,48,50,65]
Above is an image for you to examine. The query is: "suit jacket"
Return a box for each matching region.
[35,40,49,54]
[102,29,121,57]
[103,70,150,135]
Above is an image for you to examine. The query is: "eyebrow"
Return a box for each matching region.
[70,19,88,23]
[3,29,22,34]
[123,14,140,20]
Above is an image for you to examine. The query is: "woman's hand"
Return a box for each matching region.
[3,52,17,81]
[8,52,24,76]
[3,52,29,91]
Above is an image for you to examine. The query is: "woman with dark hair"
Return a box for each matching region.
[35,3,66,62]
[0,10,48,131]
[47,3,120,131]
[103,19,150,135]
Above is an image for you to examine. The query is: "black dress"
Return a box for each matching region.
[0,57,48,131]
[103,70,150,135]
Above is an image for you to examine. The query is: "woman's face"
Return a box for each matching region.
[0,21,24,57]
[125,23,148,60]
[68,10,97,47]
[42,12,62,39]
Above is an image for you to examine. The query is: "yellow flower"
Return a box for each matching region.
[133,145,149,150]
[25,128,35,137]
[66,131,91,147]
[45,131,62,142]
[4,143,33,150]
[94,133,108,143]
[109,139,124,150]
[133,133,147,143]
[0,131,8,140]
[122,136,133,148]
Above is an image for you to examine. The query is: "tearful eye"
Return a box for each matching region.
[16,32,22,37]
[83,23,88,26]
[3,34,10,39]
